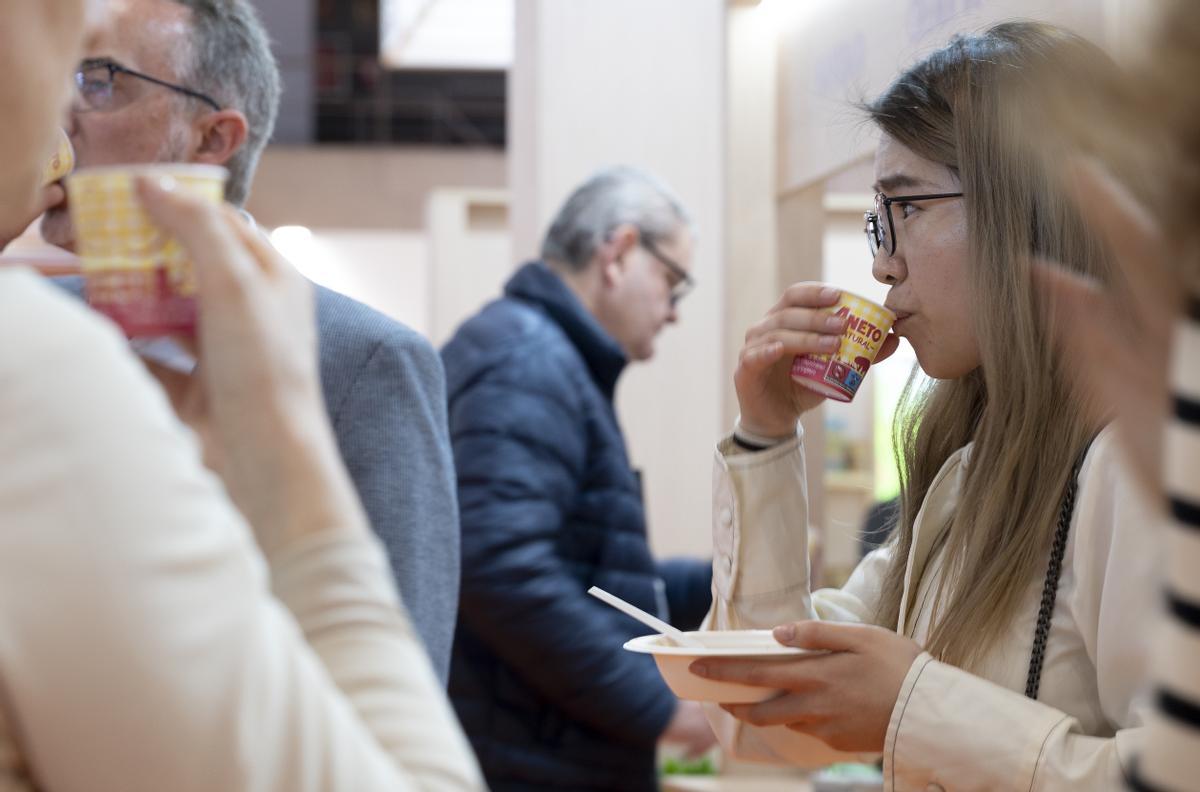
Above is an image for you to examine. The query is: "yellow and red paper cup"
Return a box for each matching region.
[42,128,74,186]
[66,164,227,338]
[790,290,896,403]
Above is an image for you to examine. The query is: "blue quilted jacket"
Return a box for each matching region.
[442,262,710,791]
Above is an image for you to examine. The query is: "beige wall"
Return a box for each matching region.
[724,5,780,430]
[246,145,506,230]
[272,228,431,332]
[244,146,511,339]
[244,146,507,339]
[511,0,727,559]
[426,189,513,346]
[777,0,1124,194]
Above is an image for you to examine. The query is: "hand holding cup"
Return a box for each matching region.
[735,283,899,439]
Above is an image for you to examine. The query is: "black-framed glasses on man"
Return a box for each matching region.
[641,238,695,306]
[74,58,222,114]
[863,191,964,258]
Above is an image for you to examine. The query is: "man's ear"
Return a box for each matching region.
[191,109,249,167]
[600,223,640,282]
[609,224,639,260]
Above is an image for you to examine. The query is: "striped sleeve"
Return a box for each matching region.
[1133,300,1200,792]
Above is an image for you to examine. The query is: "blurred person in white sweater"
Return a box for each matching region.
[0,1,483,790]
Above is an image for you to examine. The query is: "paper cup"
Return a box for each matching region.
[790,290,896,403]
[42,128,74,186]
[66,164,227,338]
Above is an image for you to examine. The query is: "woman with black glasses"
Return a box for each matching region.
[691,22,1155,791]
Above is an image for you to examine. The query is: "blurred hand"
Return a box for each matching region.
[135,176,365,553]
[0,183,64,252]
[691,621,921,754]
[1036,158,1178,496]
[735,283,899,437]
[661,700,717,759]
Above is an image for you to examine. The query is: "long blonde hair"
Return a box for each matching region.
[866,22,1116,670]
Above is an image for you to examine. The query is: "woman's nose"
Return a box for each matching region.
[872,249,905,286]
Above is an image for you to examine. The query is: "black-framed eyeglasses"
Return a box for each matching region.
[641,238,695,306]
[864,191,964,258]
[74,59,222,114]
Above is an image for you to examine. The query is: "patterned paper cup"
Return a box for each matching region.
[790,290,896,403]
[42,128,74,186]
[66,164,227,338]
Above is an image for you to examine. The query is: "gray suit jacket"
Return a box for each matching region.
[54,277,460,684]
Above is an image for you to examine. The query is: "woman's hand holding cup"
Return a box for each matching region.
[735,283,899,438]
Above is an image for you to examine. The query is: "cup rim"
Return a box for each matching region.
[829,287,896,323]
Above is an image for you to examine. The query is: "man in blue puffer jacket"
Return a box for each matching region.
[442,168,715,791]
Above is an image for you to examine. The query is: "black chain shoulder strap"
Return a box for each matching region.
[1025,447,1091,700]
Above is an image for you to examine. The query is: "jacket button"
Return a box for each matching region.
[719,507,733,527]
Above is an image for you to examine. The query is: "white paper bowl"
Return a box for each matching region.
[623,630,814,703]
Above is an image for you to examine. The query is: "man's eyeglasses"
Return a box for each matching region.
[74,59,222,113]
[864,191,964,258]
[641,238,695,306]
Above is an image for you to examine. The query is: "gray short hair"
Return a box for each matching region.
[171,0,280,206]
[541,167,693,272]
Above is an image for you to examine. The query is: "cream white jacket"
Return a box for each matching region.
[0,269,484,792]
[705,424,1156,791]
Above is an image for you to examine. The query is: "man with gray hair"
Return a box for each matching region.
[39,0,462,683]
[442,167,715,790]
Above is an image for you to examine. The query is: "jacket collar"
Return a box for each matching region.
[505,262,628,399]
